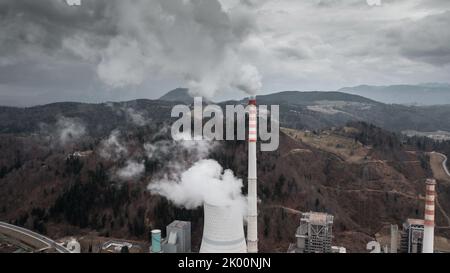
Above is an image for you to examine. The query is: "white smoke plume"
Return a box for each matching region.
[117,160,145,180]
[99,130,128,160]
[65,0,262,98]
[148,159,246,211]
[145,127,247,212]
[55,116,86,145]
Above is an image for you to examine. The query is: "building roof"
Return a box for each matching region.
[302,212,334,225]
[406,218,425,226]
[168,220,190,229]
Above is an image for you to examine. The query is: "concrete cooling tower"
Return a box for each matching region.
[200,202,247,253]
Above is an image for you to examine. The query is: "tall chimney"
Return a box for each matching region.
[247,96,258,253]
[422,178,436,253]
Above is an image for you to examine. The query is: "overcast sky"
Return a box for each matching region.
[0,0,449,106]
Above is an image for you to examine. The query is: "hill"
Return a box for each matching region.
[253,91,377,105]
[244,91,450,133]
[158,88,193,104]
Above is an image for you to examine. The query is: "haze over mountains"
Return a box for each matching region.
[339,83,450,105]
[1,88,450,137]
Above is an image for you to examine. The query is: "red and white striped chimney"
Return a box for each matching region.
[422,178,436,253]
[247,96,258,253]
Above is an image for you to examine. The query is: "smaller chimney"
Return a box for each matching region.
[422,179,436,253]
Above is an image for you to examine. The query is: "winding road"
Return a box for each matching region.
[429,152,450,229]
[0,221,70,253]
[430,152,450,181]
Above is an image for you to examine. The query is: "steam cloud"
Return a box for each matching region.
[117,160,145,180]
[99,130,128,160]
[124,108,148,127]
[148,159,246,210]
[146,128,246,212]
[64,0,262,98]
[54,116,86,145]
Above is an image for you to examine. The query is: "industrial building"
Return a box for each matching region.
[101,240,134,253]
[162,220,191,253]
[150,220,191,253]
[398,179,437,254]
[400,219,424,253]
[288,212,334,253]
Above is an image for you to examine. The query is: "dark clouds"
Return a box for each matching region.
[0,0,449,106]
[396,11,450,66]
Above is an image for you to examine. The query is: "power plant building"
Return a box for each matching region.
[162,220,191,253]
[289,212,334,253]
[400,219,424,253]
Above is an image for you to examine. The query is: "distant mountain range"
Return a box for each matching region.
[2,88,450,134]
[339,83,450,105]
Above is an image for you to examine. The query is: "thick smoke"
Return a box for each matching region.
[148,159,246,210]
[63,0,262,98]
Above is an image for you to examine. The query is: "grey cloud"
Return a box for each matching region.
[396,11,450,66]
[0,0,450,106]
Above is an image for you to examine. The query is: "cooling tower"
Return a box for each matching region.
[200,202,247,253]
[422,178,436,253]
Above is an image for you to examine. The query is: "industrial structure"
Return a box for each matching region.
[102,240,134,253]
[390,224,398,253]
[247,95,258,253]
[162,220,191,253]
[400,219,424,253]
[288,212,334,253]
[423,178,436,253]
[200,202,247,253]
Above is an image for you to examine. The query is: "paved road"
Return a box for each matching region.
[0,221,70,253]
[431,152,450,178]
[440,153,450,177]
